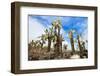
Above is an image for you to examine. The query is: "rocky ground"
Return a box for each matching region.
[28,48,88,61]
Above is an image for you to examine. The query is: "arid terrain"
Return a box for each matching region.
[28,18,88,60]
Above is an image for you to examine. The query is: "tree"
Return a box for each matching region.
[29,40,37,48]
[77,34,83,58]
[68,30,75,53]
[52,32,57,51]
[39,34,46,49]
[44,29,50,52]
[52,18,62,55]
[63,44,68,51]
[44,27,54,52]
[59,34,64,52]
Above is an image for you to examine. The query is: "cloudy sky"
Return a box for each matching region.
[28,15,88,50]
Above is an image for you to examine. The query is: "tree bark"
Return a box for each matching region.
[77,35,83,58]
[69,32,75,53]
[48,37,51,52]
[57,28,60,55]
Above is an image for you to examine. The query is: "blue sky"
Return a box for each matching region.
[28,15,88,50]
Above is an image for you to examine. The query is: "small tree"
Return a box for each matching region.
[44,28,53,52]
[77,34,83,58]
[68,30,75,53]
[39,34,46,49]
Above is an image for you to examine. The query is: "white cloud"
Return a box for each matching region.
[28,17,45,42]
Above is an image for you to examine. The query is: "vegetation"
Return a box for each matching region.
[28,18,88,60]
